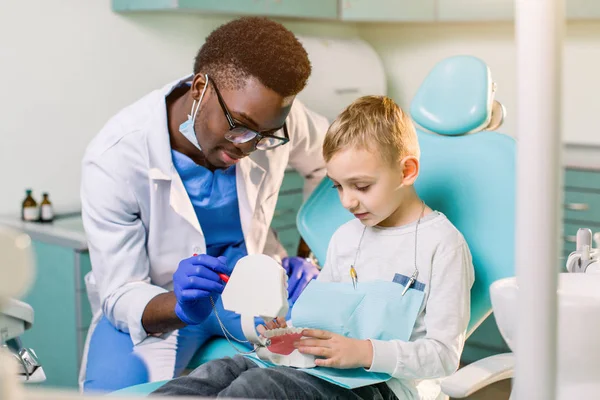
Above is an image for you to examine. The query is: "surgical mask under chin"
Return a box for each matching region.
[179,75,209,151]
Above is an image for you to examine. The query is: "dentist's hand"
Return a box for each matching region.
[282,257,319,305]
[173,254,232,325]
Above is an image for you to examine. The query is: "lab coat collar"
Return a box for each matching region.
[147,74,200,233]
[237,156,266,254]
[147,74,194,181]
[145,75,269,246]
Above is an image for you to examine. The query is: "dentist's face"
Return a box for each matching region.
[190,74,294,169]
[327,147,411,227]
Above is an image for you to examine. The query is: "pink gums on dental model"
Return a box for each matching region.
[266,332,303,355]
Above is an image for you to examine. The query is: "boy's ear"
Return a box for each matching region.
[400,156,420,186]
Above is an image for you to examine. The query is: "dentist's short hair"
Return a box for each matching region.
[194,17,311,97]
[323,96,420,165]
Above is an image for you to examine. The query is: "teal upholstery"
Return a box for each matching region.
[415,131,515,334]
[297,55,515,335]
[410,56,493,136]
[296,179,353,266]
[110,380,168,396]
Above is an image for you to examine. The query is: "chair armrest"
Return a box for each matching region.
[441,353,514,398]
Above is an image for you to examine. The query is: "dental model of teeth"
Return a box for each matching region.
[221,254,317,368]
[258,327,316,368]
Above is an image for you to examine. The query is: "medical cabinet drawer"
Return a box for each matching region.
[564,190,600,223]
[565,168,600,191]
[279,170,304,194]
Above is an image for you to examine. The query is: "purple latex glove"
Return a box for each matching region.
[282,256,320,305]
[173,254,232,325]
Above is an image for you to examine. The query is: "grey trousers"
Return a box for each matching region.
[151,355,398,400]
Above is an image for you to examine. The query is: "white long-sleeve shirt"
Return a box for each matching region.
[317,212,474,399]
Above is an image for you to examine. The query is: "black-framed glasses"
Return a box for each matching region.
[208,76,290,151]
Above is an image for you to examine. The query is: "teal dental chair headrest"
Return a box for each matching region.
[410,55,503,135]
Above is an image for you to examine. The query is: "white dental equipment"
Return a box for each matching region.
[221,254,316,368]
[0,227,46,400]
[2,301,46,384]
[442,225,600,399]
[565,228,600,274]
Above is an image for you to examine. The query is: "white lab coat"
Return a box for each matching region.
[80,76,329,347]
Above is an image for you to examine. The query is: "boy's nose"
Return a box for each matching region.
[340,192,359,210]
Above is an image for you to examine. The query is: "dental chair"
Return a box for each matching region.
[298,55,516,399]
[111,55,516,397]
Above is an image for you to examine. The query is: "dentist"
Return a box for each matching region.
[80,17,325,392]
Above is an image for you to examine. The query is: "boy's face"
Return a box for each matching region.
[326,147,417,227]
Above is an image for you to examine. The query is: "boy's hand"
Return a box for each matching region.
[256,317,287,336]
[295,329,373,369]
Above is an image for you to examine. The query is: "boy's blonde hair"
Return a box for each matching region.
[323,95,420,165]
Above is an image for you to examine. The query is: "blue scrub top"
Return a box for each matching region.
[171,150,247,269]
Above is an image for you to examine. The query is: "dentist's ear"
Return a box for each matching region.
[191,73,209,101]
[400,156,420,186]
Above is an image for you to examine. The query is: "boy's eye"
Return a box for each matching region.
[356,185,370,192]
[331,183,341,190]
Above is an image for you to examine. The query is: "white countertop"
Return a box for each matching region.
[0,213,87,251]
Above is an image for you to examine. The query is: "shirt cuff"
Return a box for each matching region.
[122,284,169,346]
[365,339,398,375]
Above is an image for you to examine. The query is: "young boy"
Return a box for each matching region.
[152,96,474,399]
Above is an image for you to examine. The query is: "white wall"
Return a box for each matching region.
[0,1,358,214]
[359,21,600,147]
[3,1,600,215]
